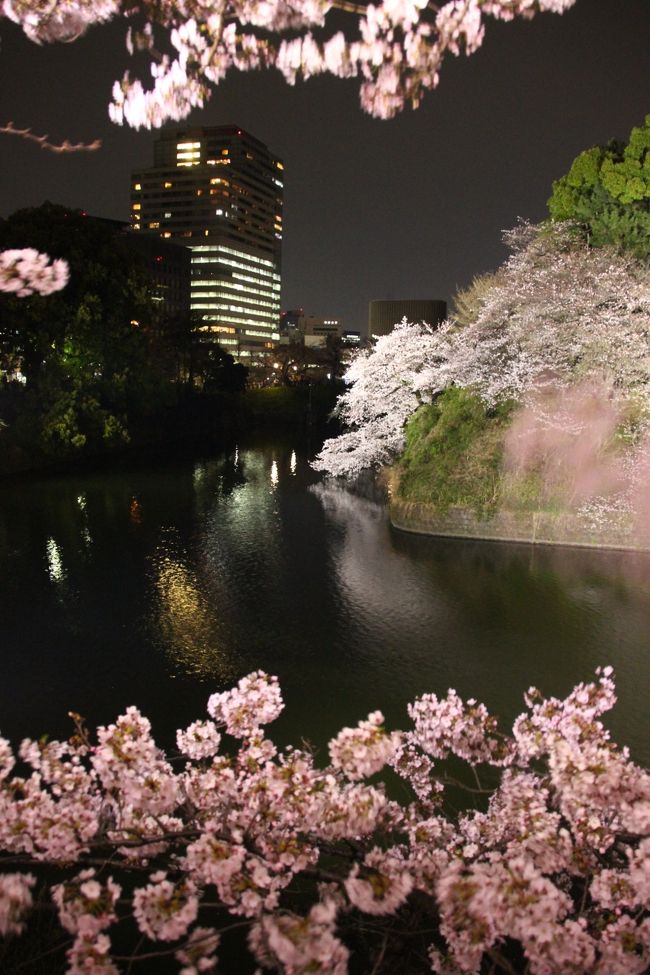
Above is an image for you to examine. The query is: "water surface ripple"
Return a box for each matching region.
[1,440,649,764]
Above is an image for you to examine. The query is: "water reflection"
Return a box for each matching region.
[311,480,650,762]
[152,530,238,681]
[46,537,65,582]
[310,482,446,636]
[0,440,649,765]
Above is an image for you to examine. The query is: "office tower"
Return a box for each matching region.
[130,126,283,357]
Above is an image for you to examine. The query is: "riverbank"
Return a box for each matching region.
[389,495,650,552]
[385,388,650,552]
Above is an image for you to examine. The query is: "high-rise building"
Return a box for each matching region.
[130,126,283,357]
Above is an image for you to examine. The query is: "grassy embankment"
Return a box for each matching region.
[389,388,646,549]
[393,387,517,518]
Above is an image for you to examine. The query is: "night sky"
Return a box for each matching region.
[1,0,648,334]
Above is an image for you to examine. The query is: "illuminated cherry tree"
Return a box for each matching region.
[312,319,449,476]
[0,667,649,973]
[314,222,650,477]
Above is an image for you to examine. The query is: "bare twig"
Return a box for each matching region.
[0,122,101,153]
[370,929,390,975]
[10,936,73,971]
[330,0,367,12]
[113,921,250,963]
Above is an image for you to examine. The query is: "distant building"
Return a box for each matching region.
[130,125,283,358]
[121,233,191,323]
[279,308,304,342]
[368,298,447,337]
[59,211,192,326]
[280,310,343,347]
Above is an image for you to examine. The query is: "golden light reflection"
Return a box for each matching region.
[154,554,236,680]
[290,451,297,475]
[46,537,64,582]
[270,460,279,487]
[77,494,92,547]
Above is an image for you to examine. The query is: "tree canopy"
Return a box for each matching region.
[0,204,166,456]
[547,114,650,258]
[314,222,650,478]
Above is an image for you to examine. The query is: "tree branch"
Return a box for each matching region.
[0,122,101,153]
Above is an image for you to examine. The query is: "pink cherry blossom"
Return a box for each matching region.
[0,873,35,936]
[328,710,401,780]
[2,0,578,129]
[0,667,647,972]
[0,248,69,297]
[133,871,199,940]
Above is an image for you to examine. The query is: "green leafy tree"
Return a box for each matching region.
[0,203,162,455]
[197,343,249,394]
[548,115,650,258]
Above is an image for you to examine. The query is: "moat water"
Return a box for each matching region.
[1,438,649,765]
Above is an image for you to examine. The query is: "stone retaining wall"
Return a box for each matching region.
[389,498,650,552]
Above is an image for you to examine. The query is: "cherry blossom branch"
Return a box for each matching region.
[10,935,74,971]
[2,1,580,126]
[0,122,101,153]
[0,666,647,974]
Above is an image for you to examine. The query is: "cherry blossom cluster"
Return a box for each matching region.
[3,1,577,126]
[0,247,69,297]
[0,665,649,973]
[314,221,650,479]
[312,318,444,476]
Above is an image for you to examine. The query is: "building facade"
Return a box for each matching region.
[121,233,191,323]
[280,309,344,346]
[368,298,447,337]
[130,126,283,358]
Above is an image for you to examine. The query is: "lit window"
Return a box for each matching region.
[164,212,172,218]
[177,141,201,149]
[133,182,142,191]
[132,202,141,210]
[164,181,173,188]
[149,221,160,229]
[276,161,284,170]
[162,231,172,238]
[221,149,229,156]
